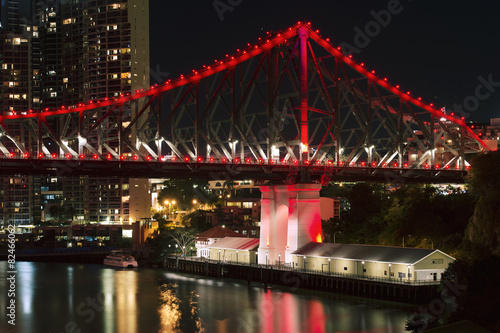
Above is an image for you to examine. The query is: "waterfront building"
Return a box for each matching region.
[207,236,259,264]
[194,225,244,258]
[292,242,455,282]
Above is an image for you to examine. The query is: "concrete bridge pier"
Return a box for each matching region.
[258,183,323,266]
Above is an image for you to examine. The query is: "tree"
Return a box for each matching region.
[171,229,196,256]
[159,178,215,210]
[182,210,211,233]
[465,150,500,258]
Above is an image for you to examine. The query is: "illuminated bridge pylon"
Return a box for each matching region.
[0,21,490,184]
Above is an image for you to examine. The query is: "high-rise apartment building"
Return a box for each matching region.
[0,0,41,227]
[0,0,151,226]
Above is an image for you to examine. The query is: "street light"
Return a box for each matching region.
[303,256,306,270]
[236,250,239,264]
[278,253,281,267]
[266,252,268,265]
[328,258,331,273]
[218,249,221,261]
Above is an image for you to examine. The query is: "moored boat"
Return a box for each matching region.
[104,250,138,268]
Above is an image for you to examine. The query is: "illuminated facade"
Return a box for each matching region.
[0,1,40,226]
[58,0,151,224]
[258,183,323,265]
[0,0,151,226]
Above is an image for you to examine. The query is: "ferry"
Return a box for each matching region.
[103,250,138,268]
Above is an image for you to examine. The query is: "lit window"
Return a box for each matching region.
[121,72,131,79]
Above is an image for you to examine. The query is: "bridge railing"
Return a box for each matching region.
[0,152,469,171]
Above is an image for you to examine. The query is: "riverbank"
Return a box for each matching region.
[0,247,114,264]
[164,256,439,304]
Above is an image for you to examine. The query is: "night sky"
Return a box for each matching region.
[150,0,500,122]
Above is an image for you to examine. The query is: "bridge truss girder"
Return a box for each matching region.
[0,22,489,182]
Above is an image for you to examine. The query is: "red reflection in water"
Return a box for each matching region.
[308,300,326,333]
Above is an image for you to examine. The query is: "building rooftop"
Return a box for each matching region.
[195,225,245,240]
[208,237,260,251]
[292,242,453,265]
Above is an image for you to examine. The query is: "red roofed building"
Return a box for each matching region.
[195,225,244,258]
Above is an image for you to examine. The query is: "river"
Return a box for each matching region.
[0,261,415,332]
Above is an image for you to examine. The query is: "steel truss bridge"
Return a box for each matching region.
[0,22,490,184]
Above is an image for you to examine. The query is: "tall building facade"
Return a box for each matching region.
[0,0,40,227]
[0,0,151,227]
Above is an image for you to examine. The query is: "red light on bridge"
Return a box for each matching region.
[327,160,333,165]
[9,152,14,158]
[52,153,57,158]
[403,162,409,168]
[316,160,321,165]
[172,156,178,162]
[222,157,227,163]
[444,165,450,170]
[197,157,203,162]
[79,154,85,160]
[338,161,344,166]
[24,153,30,158]
[466,166,470,170]
[371,162,377,167]
[246,158,251,163]
[106,154,112,160]
[455,165,460,169]
[38,153,44,159]
[209,157,215,162]
[65,154,71,159]
[234,157,240,163]
[304,160,310,165]
[258,158,264,164]
[293,160,298,165]
[424,164,430,169]
[120,155,125,161]
[349,161,355,166]
[282,159,287,164]
[93,154,99,160]
[435,164,440,169]
[184,156,190,162]
[270,159,275,164]
[360,161,366,167]
[381,162,387,167]
[393,162,398,168]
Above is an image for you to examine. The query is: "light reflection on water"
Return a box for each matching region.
[0,262,413,333]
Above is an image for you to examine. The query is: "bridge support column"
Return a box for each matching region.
[258,183,323,266]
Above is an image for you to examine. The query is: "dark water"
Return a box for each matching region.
[0,261,415,333]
